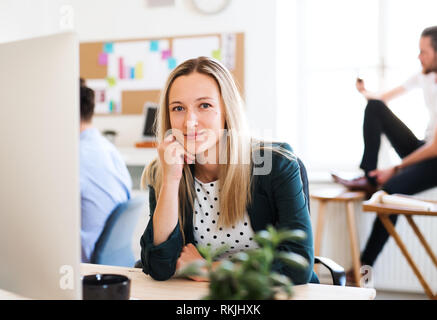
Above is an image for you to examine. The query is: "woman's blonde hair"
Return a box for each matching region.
[141,56,294,242]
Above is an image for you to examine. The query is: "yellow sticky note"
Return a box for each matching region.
[212,49,222,61]
[107,77,116,87]
[135,62,144,79]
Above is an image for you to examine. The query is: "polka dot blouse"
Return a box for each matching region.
[193,178,259,260]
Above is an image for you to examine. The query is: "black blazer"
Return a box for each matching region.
[140,143,315,284]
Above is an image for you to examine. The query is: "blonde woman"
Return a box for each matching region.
[139,57,315,284]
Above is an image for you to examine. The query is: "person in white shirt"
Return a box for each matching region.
[332,26,437,284]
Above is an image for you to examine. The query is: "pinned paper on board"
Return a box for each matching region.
[118,57,126,79]
[212,49,222,61]
[172,36,220,66]
[109,41,149,81]
[135,62,144,79]
[161,49,172,60]
[103,42,114,53]
[95,89,106,103]
[221,33,236,71]
[85,79,110,114]
[109,100,115,112]
[98,52,108,66]
[105,40,169,90]
[81,34,243,115]
[150,40,159,52]
[168,57,177,70]
[107,76,116,87]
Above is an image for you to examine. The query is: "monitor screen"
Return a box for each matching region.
[0,32,81,299]
[142,104,157,137]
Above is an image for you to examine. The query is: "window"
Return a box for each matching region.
[277,0,437,174]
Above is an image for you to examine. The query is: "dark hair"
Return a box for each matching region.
[422,26,437,52]
[80,78,95,122]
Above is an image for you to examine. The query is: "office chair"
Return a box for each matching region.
[297,157,346,286]
[91,196,145,267]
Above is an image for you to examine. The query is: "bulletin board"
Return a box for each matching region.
[79,33,244,115]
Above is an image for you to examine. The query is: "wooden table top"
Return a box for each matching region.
[81,263,376,300]
[363,195,437,216]
[310,187,366,202]
[0,263,376,300]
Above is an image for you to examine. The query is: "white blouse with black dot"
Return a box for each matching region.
[193,178,259,260]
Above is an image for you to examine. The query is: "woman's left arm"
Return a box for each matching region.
[269,149,314,284]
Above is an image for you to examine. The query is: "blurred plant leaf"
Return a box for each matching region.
[270,272,293,298]
[175,260,206,278]
[231,252,249,263]
[185,226,308,300]
[197,246,212,261]
[254,230,272,247]
[217,259,235,273]
[270,272,292,287]
[277,252,309,269]
[277,229,307,243]
[211,244,230,259]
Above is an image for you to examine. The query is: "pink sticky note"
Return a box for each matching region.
[161,49,171,60]
[119,57,124,79]
[96,89,106,103]
[98,52,108,66]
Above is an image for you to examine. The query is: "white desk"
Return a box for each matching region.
[118,147,157,167]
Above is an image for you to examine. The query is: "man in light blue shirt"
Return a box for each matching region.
[79,80,132,262]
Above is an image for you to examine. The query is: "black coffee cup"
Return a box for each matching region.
[82,274,131,300]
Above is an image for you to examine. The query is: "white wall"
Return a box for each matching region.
[0,0,59,43]
[0,0,280,147]
[77,0,278,147]
[276,0,299,150]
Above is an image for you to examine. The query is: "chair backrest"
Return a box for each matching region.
[296,157,346,285]
[296,157,323,284]
[296,157,312,216]
[91,195,145,267]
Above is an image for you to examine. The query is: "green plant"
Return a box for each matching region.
[178,225,309,300]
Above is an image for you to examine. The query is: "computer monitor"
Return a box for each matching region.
[142,102,158,141]
[0,32,81,299]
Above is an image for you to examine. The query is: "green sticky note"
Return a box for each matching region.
[212,49,222,61]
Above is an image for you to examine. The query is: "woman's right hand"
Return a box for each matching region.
[158,132,195,184]
[356,78,366,93]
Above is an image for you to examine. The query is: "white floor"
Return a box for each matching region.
[374,290,428,300]
[318,274,429,300]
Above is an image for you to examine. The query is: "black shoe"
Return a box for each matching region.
[331,174,378,200]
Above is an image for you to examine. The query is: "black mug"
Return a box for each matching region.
[82,274,131,300]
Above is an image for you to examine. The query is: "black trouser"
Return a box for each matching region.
[359,100,437,266]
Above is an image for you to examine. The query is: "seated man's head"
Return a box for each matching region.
[80,78,95,125]
[420,26,437,74]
